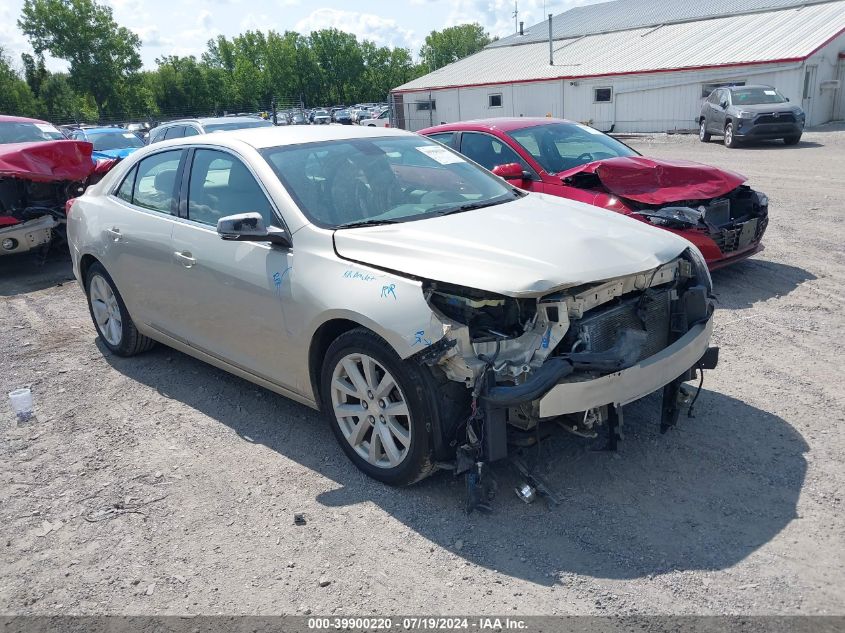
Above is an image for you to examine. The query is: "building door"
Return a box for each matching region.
[802,65,817,123]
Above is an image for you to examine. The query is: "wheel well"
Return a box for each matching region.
[725,117,733,127]
[79,254,99,284]
[308,319,364,408]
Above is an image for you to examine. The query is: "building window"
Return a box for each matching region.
[488,93,503,108]
[701,81,745,98]
[594,87,612,103]
[415,100,436,111]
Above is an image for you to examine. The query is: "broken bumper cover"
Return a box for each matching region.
[0,215,59,255]
[537,317,715,418]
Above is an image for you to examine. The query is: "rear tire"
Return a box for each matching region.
[784,134,801,145]
[724,122,739,148]
[320,328,436,486]
[699,120,711,142]
[84,262,155,357]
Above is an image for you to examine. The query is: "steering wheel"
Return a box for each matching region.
[576,152,594,163]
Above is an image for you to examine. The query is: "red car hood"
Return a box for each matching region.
[0,140,95,183]
[563,156,747,204]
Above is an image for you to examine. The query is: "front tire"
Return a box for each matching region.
[724,122,739,148]
[699,120,711,142]
[320,328,436,486]
[85,262,155,356]
[784,134,801,145]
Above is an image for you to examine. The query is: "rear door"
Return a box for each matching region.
[101,149,187,329]
[168,147,297,387]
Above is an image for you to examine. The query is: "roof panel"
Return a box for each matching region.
[490,0,839,47]
[394,1,845,91]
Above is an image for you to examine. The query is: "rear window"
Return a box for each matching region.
[91,132,144,151]
[0,121,64,144]
[203,120,273,133]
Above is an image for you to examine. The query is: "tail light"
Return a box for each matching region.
[385,123,390,128]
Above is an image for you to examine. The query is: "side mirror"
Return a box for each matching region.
[217,212,291,247]
[785,97,790,102]
[491,162,526,181]
[720,100,728,109]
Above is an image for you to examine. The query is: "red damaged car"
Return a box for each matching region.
[419,118,768,270]
[0,114,108,258]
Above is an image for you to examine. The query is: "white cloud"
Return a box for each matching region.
[295,8,416,49]
[131,25,172,47]
[445,0,601,39]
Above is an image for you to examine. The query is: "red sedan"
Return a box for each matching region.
[419,118,768,270]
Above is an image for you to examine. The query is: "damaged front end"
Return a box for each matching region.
[630,186,769,265]
[419,248,718,507]
[0,140,95,257]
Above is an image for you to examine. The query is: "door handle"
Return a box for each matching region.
[174,251,197,267]
[105,227,122,241]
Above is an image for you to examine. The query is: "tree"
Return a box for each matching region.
[0,46,39,116]
[40,73,98,122]
[18,0,142,116]
[21,52,48,97]
[419,23,491,72]
[309,29,364,104]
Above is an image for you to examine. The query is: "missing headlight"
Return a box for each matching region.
[425,282,537,341]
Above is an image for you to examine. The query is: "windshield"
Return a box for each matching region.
[262,135,519,229]
[0,121,65,144]
[91,131,144,150]
[731,87,788,105]
[204,120,273,133]
[314,110,328,116]
[507,122,637,174]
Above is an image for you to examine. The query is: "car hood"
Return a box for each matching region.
[0,140,95,182]
[731,103,796,114]
[92,147,140,160]
[561,156,747,205]
[332,193,691,297]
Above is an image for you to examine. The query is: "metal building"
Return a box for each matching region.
[391,0,845,132]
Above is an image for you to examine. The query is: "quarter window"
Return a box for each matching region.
[132,150,184,214]
[187,149,276,228]
[115,165,137,203]
[183,126,200,137]
[164,126,185,140]
[594,87,613,103]
[428,132,455,146]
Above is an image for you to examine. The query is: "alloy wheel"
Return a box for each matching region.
[89,274,123,346]
[330,353,411,469]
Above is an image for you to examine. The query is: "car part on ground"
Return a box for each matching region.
[419,118,769,269]
[67,125,718,499]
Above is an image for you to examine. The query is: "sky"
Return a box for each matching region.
[0,0,601,73]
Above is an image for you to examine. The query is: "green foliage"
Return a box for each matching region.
[4,4,481,123]
[18,0,142,115]
[419,23,491,71]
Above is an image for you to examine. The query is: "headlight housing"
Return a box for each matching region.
[685,246,712,293]
[753,190,769,209]
[737,110,756,119]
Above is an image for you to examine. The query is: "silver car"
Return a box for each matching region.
[67,126,718,487]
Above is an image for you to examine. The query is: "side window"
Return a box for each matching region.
[148,128,165,144]
[132,150,184,214]
[379,110,389,119]
[460,132,530,172]
[115,165,137,203]
[187,149,276,228]
[183,126,200,137]
[164,126,185,140]
[428,132,454,147]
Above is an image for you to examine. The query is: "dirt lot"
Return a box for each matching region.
[1,126,844,617]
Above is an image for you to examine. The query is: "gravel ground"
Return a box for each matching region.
[1,126,843,616]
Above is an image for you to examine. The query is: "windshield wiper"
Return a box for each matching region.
[336,218,402,229]
[434,196,514,217]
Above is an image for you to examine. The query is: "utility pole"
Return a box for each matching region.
[513,1,519,34]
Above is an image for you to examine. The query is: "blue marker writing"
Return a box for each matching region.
[381,284,397,300]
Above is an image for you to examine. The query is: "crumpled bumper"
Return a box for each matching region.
[0,215,59,256]
[537,317,715,417]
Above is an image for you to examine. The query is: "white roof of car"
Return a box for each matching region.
[150,125,412,152]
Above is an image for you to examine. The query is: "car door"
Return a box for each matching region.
[458,131,543,192]
[168,147,297,388]
[711,90,728,133]
[101,149,187,329]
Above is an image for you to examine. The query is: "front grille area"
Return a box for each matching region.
[755,113,796,124]
[572,290,671,362]
[713,216,768,253]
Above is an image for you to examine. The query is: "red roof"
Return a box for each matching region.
[0,114,52,125]
[420,117,576,134]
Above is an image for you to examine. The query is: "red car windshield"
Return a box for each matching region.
[507,123,637,175]
[0,121,65,144]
